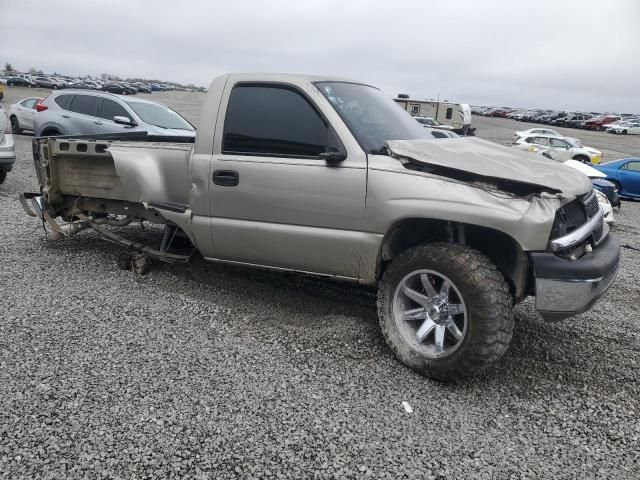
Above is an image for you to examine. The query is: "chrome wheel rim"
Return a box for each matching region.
[393,269,468,359]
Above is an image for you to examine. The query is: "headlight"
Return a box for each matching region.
[594,189,610,206]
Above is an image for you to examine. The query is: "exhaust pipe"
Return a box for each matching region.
[50,221,90,239]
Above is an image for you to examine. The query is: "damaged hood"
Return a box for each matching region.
[386,137,592,197]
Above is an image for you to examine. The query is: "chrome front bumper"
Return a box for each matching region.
[531,234,620,321]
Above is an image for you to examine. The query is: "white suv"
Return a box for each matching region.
[511,134,602,164]
[608,122,640,135]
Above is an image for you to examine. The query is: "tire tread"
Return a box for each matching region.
[377,242,514,381]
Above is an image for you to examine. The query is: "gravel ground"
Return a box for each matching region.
[1,87,640,479]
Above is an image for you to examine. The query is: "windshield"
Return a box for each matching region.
[565,137,582,147]
[125,101,194,130]
[315,82,432,153]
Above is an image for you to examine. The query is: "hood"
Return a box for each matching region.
[592,178,615,188]
[563,159,606,178]
[386,137,592,198]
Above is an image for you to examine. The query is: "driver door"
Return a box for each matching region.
[208,83,367,279]
[620,161,640,194]
[548,138,573,161]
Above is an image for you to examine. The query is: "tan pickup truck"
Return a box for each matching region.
[21,73,620,381]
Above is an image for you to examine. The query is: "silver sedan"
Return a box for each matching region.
[0,106,16,184]
[8,97,41,134]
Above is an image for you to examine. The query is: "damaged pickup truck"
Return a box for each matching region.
[21,74,620,381]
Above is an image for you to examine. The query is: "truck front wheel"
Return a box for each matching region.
[377,243,514,381]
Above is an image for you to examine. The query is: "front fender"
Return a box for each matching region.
[365,161,564,252]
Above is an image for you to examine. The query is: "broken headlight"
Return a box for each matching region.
[549,199,587,240]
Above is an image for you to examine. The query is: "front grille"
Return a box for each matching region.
[593,223,604,244]
[581,191,605,246]
[584,192,599,219]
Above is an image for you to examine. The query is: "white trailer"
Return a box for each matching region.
[394,95,474,135]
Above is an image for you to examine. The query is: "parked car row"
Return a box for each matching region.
[509,126,640,208]
[0,75,153,94]
[0,73,205,94]
[7,90,195,139]
[472,105,639,131]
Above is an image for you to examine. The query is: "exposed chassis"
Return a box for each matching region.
[19,192,193,264]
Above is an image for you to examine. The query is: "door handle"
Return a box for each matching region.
[94,121,103,125]
[62,114,70,118]
[212,170,239,186]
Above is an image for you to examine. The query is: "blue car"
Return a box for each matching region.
[594,158,640,199]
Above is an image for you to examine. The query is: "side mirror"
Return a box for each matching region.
[113,116,137,127]
[320,129,346,163]
[319,149,346,163]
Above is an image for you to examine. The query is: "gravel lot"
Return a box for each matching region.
[1,86,639,479]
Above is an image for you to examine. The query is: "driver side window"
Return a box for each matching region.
[21,99,37,109]
[222,85,336,158]
[97,99,132,122]
[625,162,640,172]
[550,138,569,149]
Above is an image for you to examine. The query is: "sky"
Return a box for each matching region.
[1,0,639,112]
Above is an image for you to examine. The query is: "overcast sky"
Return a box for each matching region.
[2,0,639,112]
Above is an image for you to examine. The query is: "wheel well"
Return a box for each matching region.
[377,218,529,300]
[41,127,61,136]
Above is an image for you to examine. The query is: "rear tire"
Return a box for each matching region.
[0,170,6,184]
[10,116,22,134]
[622,130,628,135]
[377,242,514,381]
